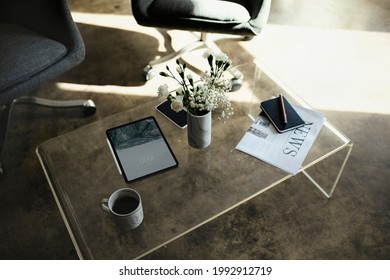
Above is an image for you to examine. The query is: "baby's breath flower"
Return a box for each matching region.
[190,101,196,108]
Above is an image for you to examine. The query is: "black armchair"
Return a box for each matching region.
[0,0,96,177]
[132,0,271,79]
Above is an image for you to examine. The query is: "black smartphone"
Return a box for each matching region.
[156,100,187,129]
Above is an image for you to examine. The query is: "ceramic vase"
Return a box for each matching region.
[187,110,212,149]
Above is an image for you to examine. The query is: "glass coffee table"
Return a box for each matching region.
[36,61,352,259]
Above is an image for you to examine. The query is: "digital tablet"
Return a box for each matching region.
[106,116,178,183]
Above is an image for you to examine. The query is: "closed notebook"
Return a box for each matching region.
[260,96,305,133]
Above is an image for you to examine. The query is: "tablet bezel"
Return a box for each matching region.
[106,116,179,183]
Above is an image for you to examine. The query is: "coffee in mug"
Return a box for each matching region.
[101,188,143,230]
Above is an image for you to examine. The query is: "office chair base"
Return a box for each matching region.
[14,96,97,116]
[143,65,158,81]
[0,97,96,180]
[144,39,206,81]
[143,32,245,91]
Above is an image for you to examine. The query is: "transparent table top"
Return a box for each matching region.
[36,61,352,259]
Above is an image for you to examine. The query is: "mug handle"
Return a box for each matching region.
[100,198,110,213]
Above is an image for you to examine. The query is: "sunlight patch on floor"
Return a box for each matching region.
[55,82,158,97]
[71,12,168,54]
[239,24,390,114]
[70,11,390,115]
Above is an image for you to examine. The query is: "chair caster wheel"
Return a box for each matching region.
[229,67,244,91]
[243,35,254,41]
[143,65,157,81]
[82,100,97,116]
[230,78,243,92]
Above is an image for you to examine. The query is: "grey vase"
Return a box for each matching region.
[187,111,212,149]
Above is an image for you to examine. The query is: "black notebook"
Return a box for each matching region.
[260,96,305,133]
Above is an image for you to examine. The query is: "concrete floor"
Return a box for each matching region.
[0,0,389,259]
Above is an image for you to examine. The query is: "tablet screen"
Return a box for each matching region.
[106,116,178,183]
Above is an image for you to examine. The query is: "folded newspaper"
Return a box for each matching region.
[236,105,326,175]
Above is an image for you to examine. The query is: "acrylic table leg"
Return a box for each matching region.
[302,141,353,198]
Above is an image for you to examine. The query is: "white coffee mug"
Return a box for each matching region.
[100,188,143,230]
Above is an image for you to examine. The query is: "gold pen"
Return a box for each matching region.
[279,94,288,124]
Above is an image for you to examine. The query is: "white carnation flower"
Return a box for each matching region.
[215,52,229,62]
[158,83,169,97]
[171,95,184,112]
[202,49,213,58]
[176,87,183,95]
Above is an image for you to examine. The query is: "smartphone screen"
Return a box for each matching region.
[156,100,187,129]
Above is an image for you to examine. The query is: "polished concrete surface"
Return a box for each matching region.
[0,0,389,259]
